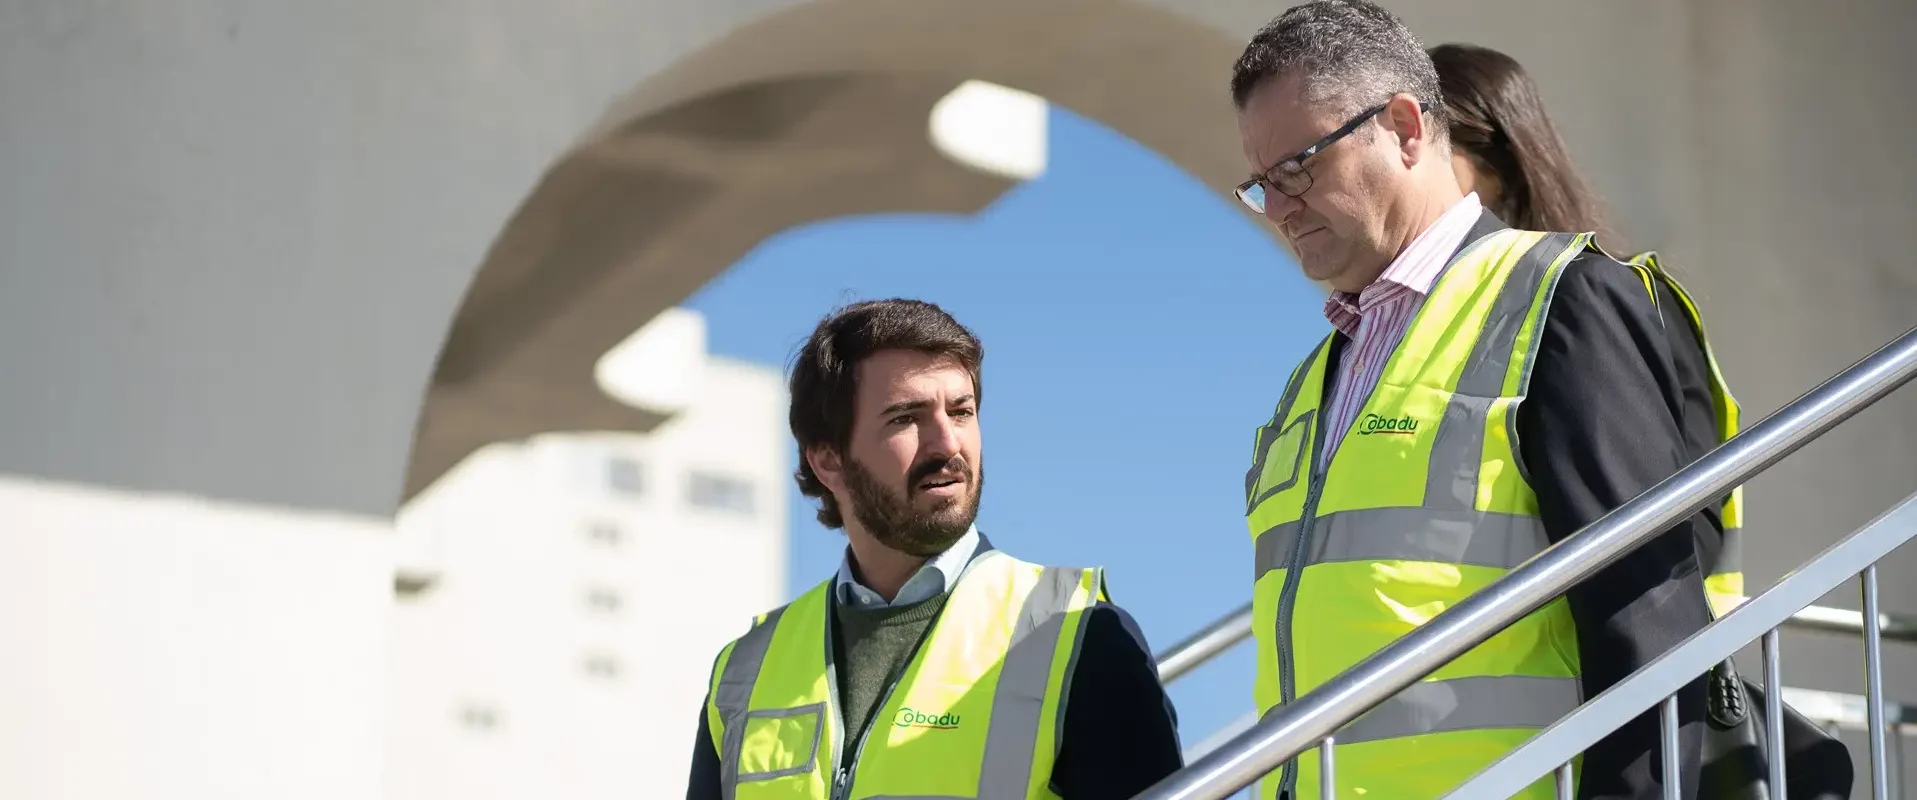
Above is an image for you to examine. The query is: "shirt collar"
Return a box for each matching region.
[1323,193,1483,336]
[834,525,982,610]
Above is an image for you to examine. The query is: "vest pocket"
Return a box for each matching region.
[735,702,826,782]
[1246,410,1315,514]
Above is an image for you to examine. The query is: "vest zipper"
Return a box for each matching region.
[832,737,869,800]
[822,609,849,800]
[1270,232,1498,797]
[828,596,949,800]
[1275,427,1332,798]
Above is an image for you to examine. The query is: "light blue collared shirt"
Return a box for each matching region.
[833,525,982,610]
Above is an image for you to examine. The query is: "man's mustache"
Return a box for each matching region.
[908,456,970,487]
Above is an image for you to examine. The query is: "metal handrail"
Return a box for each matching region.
[1153,603,1254,683]
[1151,600,1917,683]
[1159,600,1917,763]
[1162,599,1917,765]
[1182,684,1917,764]
[1446,492,1917,797]
[1134,325,1917,800]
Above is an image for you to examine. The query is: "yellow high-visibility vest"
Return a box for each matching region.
[1245,229,1596,800]
[704,550,1101,800]
[1626,250,1747,616]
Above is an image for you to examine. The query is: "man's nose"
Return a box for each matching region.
[1264,190,1303,227]
[922,413,962,458]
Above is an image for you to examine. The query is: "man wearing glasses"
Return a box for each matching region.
[1229,2,1722,798]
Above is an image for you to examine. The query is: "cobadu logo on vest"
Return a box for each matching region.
[1357,413,1419,436]
[894,707,961,730]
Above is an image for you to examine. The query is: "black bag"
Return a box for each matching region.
[1700,657,1853,799]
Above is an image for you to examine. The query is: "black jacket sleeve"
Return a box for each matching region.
[1050,601,1185,798]
[686,699,721,800]
[1515,251,1718,800]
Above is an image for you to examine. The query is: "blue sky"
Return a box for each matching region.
[685,104,1329,758]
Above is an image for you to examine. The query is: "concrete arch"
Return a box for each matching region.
[406,0,1255,499]
[4,0,1910,544]
[4,0,1917,795]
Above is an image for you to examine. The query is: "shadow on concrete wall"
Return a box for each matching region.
[404,0,1256,500]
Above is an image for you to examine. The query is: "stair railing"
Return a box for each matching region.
[1131,325,1917,799]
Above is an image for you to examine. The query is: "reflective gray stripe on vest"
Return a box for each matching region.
[714,605,793,798]
[1261,674,1581,745]
[1247,232,1581,528]
[1712,526,1744,575]
[978,566,1087,798]
[1424,232,1581,515]
[1243,235,1587,751]
[715,568,1089,798]
[1249,234,1579,578]
[1254,506,1550,579]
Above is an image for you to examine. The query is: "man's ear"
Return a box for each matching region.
[1382,92,1430,166]
[806,445,846,496]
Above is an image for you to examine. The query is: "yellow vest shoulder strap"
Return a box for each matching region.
[1629,250,1748,613]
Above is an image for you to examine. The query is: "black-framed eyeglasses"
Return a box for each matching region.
[1235,101,1405,214]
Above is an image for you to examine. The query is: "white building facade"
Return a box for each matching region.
[386,310,789,799]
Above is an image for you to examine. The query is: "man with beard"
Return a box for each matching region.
[684,298,1183,799]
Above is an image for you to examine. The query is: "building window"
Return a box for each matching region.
[585,587,623,614]
[583,653,622,681]
[586,520,624,548]
[457,703,501,731]
[689,472,755,515]
[605,456,644,497]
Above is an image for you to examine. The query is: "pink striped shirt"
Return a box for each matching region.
[1319,194,1483,469]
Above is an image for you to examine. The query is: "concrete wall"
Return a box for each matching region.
[7,0,1908,558]
[0,478,392,799]
[2,0,1913,796]
[0,0,791,516]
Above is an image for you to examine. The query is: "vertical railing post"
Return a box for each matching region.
[1659,695,1681,799]
[1866,565,1891,798]
[1319,737,1335,798]
[1762,627,1788,793]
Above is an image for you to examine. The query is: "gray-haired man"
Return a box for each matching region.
[1229,2,1717,798]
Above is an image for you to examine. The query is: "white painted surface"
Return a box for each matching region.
[0,316,784,800]
[595,307,710,418]
[0,477,393,800]
[387,351,788,800]
[930,80,1050,181]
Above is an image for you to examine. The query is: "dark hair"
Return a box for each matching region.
[787,298,983,529]
[1429,43,1625,248]
[1231,0,1446,144]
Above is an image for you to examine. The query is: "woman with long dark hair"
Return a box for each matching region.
[1430,41,1854,800]
[1429,43,1625,250]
